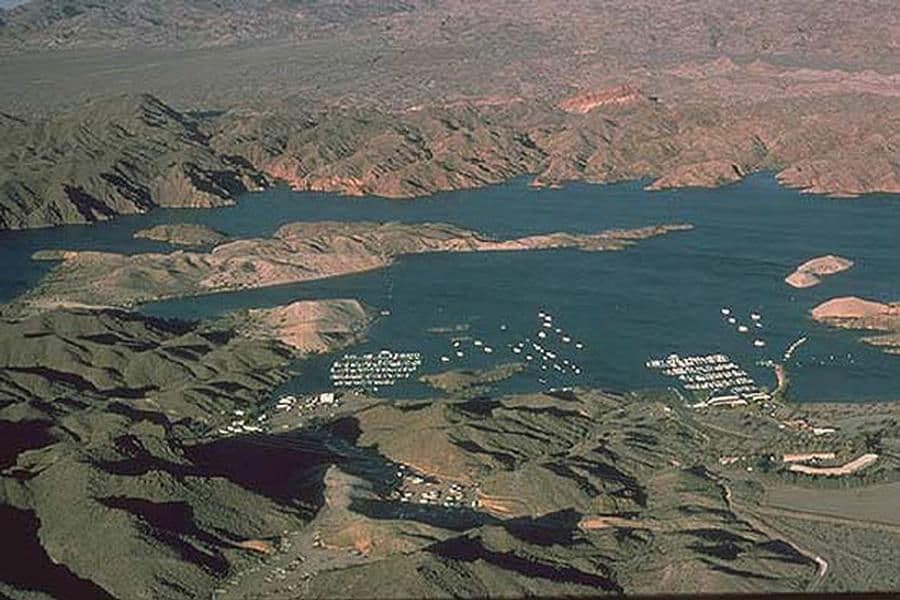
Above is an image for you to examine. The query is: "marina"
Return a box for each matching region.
[646,353,771,407]
[330,350,422,390]
[430,309,588,389]
[6,174,899,403]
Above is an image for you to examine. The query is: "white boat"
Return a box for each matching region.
[721,308,732,316]
[738,325,749,333]
[484,347,493,353]
[474,340,483,347]
[575,342,584,349]
[441,356,451,363]
[728,317,737,325]
[750,313,761,321]
[753,340,766,347]
[562,336,572,343]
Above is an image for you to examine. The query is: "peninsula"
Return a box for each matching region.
[230,299,371,355]
[19,221,692,311]
[811,296,900,354]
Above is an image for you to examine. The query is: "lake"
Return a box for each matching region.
[2,173,899,402]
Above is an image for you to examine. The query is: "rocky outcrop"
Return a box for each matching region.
[811,296,900,354]
[811,296,900,323]
[646,161,745,191]
[134,223,229,246]
[233,299,371,355]
[0,2,899,216]
[786,255,854,288]
[420,363,525,396]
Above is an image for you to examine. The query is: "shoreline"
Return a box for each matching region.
[2,169,898,235]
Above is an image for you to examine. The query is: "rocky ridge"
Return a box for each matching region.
[0,94,267,230]
[3,89,900,231]
[134,223,229,246]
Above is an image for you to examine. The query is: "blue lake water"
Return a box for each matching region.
[2,174,899,402]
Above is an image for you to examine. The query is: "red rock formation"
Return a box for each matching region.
[557,85,644,114]
[812,297,900,322]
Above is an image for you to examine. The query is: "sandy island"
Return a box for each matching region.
[786,255,854,288]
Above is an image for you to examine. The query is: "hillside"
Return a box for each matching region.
[2,310,897,597]
[0,93,266,229]
[0,1,898,229]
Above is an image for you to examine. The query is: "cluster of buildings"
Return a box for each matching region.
[330,350,422,390]
[275,392,339,416]
[217,408,268,436]
[647,353,770,406]
[212,392,343,437]
[389,464,479,509]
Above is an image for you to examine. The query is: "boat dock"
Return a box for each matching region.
[330,350,422,389]
[646,352,770,407]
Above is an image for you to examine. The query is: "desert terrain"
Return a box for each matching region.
[1,2,899,599]
[1,1,899,229]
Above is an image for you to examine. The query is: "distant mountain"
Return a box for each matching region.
[0,0,418,51]
[1,0,898,231]
[0,94,267,229]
